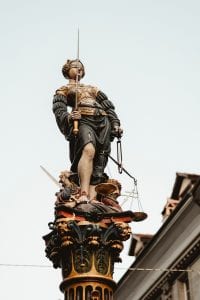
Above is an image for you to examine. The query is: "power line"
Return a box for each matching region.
[0,263,199,274]
[117,267,200,274]
[0,263,51,268]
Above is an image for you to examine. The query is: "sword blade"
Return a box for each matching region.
[77,28,79,61]
[40,165,61,188]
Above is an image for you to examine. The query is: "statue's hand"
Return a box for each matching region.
[112,125,123,138]
[69,110,81,120]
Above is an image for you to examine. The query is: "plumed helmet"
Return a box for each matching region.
[62,59,85,79]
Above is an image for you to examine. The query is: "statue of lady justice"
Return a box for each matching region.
[53,59,123,204]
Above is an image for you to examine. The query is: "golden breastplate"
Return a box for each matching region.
[68,85,98,103]
[68,85,106,116]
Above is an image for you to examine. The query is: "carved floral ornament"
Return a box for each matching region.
[43,216,132,271]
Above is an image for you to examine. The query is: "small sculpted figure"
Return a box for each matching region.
[53,59,123,203]
[55,170,79,207]
[94,179,123,212]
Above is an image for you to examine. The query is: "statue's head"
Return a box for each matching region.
[62,59,85,80]
[107,179,122,199]
[107,179,122,192]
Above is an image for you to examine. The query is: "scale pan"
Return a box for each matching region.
[133,212,148,222]
[95,183,116,195]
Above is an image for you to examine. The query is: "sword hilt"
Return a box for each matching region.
[73,120,79,135]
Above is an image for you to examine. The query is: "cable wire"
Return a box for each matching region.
[0,263,199,274]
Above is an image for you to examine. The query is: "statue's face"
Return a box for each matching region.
[111,187,120,199]
[68,68,83,80]
[68,62,84,80]
[56,218,68,233]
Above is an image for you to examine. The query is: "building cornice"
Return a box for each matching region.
[143,236,200,299]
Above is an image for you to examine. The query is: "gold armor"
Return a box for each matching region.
[55,84,107,116]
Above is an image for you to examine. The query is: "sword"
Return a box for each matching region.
[73,28,80,135]
[40,165,61,188]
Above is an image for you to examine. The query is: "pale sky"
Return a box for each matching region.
[1,1,200,299]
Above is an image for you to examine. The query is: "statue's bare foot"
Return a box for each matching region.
[90,198,99,204]
[76,191,89,204]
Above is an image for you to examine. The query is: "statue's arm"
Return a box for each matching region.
[96,91,121,127]
[96,91,123,138]
[52,92,71,136]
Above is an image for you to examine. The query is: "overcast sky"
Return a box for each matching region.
[1,1,200,299]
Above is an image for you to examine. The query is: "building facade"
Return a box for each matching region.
[115,173,200,300]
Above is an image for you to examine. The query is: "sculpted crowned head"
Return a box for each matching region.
[62,59,85,80]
